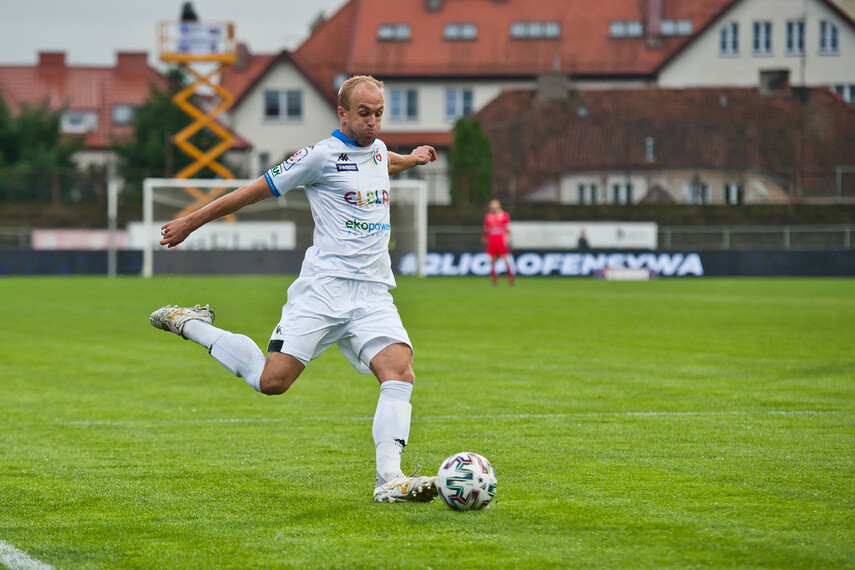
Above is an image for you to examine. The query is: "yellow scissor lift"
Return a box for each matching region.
[158,20,238,220]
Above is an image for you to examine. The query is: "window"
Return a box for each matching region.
[390,88,418,121]
[687,182,710,204]
[612,183,633,204]
[445,88,473,119]
[831,84,855,103]
[264,91,279,118]
[378,24,411,41]
[724,183,743,205]
[578,183,598,205]
[285,91,302,119]
[60,110,98,133]
[444,23,477,40]
[720,22,739,55]
[786,20,805,55]
[333,73,348,91]
[753,21,772,54]
[511,21,561,39]
[609,21,643,38]
[112,104,136,125]
[661,19,693,36]
[544,22,561,38]
[264,90,302,120]
[820,20,839,53]
[676,19,693,35]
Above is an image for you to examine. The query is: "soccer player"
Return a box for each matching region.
[482,199,515,285]
[150,76,439,503]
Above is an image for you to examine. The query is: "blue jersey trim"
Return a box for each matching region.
[332,129,358,146]
[264,171,280,197]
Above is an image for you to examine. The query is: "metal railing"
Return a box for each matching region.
[660,225,853,251]
[429,225,855,251]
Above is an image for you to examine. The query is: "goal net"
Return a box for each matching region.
[136,178,427,277]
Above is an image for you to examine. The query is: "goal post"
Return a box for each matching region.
[139,177,428,277]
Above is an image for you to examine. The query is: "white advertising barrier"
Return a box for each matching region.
[511,222,658,250]
[32,229,129,250]
[127,221,296,251]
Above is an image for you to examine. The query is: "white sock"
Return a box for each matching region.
[208,331,266,393]
[372,380,413,486]
[182,319,224,349]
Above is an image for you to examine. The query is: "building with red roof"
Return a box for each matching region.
[0,51,163,168]
[477,86,855,204]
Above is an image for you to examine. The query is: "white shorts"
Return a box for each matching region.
[267,275,412,374]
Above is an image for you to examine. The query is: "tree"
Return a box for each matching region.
[449,117,493,204]
[112,67,194,188]
[0,95,82,202]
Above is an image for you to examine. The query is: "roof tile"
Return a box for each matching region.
[477,87,855,198]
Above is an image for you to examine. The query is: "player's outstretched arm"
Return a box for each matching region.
[388,146,437,175]
[159,177,272,248]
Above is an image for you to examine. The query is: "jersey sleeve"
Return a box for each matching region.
[263,146,324,197]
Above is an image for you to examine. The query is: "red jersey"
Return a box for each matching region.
[483,210,510,238]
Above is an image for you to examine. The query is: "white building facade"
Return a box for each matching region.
[659,0,855,101]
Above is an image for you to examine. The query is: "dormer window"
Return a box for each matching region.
[661,19,693,36]
[112,104,136,126]
[511,21,561,39]
[445,23,477,40]
[61,110,98,133]
[378,24,411,41]
[609,21,643,38]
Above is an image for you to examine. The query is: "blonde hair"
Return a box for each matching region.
[337,75,384,110]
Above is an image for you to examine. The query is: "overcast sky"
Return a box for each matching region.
[0,0,348,66]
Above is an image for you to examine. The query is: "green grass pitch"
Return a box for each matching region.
[0,275,853,568]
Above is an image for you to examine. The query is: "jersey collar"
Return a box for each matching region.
[332,129,358,147]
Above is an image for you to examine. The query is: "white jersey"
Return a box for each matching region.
[264,130,395,288]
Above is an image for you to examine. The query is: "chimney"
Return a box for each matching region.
[116,52,149,73]
[235,43,251,71]
[645,0,664,49]
[759,69,791,97]
[536,73,570,102]
[38,52,66,68]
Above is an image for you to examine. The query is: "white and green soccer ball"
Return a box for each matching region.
[436,452,497,510]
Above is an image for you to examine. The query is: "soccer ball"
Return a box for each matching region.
[436,452,497,510]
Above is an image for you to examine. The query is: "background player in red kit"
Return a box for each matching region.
[482,199,515,285]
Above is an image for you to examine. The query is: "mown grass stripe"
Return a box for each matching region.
[4,409,849,428]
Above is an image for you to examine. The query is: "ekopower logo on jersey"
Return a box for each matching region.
[344,189,389,206]
[345,220,390,233]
